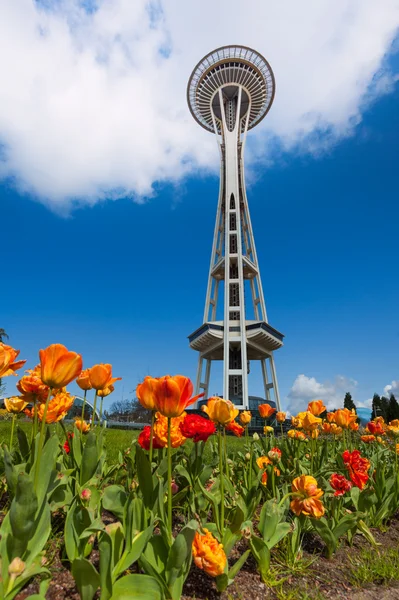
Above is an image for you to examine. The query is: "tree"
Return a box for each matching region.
[388,394,399,422]
[371,394,381,420]
[380,396,389,421]
[344,392,356,412]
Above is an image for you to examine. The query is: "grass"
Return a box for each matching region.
[0,419,248,463]
[348,547,399,587]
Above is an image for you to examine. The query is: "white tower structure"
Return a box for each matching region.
[187,46,284,411]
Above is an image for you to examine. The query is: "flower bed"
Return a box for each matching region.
[1,342,399,599]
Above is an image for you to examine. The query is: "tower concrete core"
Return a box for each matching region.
[187,46,284,410]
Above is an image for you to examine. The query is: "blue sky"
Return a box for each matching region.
[1,1,399,414]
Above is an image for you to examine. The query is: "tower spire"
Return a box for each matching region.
[187,46,284,410]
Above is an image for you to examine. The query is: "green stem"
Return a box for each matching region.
[9,414,16,449]
[271,465,276,498]
[218,426,224,534]
[249,441,253,489]
[149,411,155,465]
[223,427,229,479]
[81,389,87,422]
[167,417,173,544]
[99,396,104,424]
[280,423,284,438]
[34,388,53,491]
[92,391,98,428]
[310,437,315,473]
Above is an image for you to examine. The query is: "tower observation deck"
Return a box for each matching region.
[187,46,284,410]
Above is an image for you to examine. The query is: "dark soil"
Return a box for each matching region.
[11,514,399,600]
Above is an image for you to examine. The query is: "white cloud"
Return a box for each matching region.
[0,0,398,210]
[383,380,399,397]
[286,373,358,414]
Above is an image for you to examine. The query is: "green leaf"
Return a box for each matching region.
[136,446,153,508]
[228,548,250,580]
[3,446,18,497]
[98,531,113,600]
[249,536,270,577]
[25,501,51,566]
[71,558,100,600]
[166,520,197,589]
[109,574,163,600]
[102,485,127,521]
[8,473,38,561]
[310,518,337,557]
[332,515,358,540]
[17,427,30,460]
[80,432,100,486]
[71,428,82,465]
[35,434,60,507]
[267,523,291,549]
[114,525,154,576]
[350,486,360,510]
[197,479,220,532]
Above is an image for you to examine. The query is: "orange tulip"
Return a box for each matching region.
[192,529,227,577]
[290,475,325,518]
[4,396,28,414]
[334,408,357,429]
[74,418,90,433]
[301,412,322,431]
[89,364,121,391]
[76,369,92,391]
[202,396,239,425]
[287,429,307,440]
[136,376,159,411]
[390,419,399,428]
[387,425,399,438]
[349,421,359,432]
[322,422,331,434]
[153,375,203,418]
[307,400,326,416]
[361,435,376,443]
[39,344,82,389]
[258,403,276,419]
[226,420,245,437]
[276,411,286,423]
[17,365,49,403]
[37,392,74,423]
[330,423,343,436]
[257,456,271,469]
[98,385,114,397]
[153,412,187,448]
[239,410,252,426]
[326,412,336,423]
[0,343,26,377]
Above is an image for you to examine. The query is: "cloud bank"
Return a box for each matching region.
[286,373,358,414]
[0,0,398,210]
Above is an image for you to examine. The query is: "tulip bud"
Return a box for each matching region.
[245,452,251,461]
[8,557,25,577]
[130,480,138,490]
[241,526,251,539]
[252,432,259,441]
[268,450,281,463]
[171,480,179,495]
[81,488,91,502]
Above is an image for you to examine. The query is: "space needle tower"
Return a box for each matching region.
[187,46,284,411]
